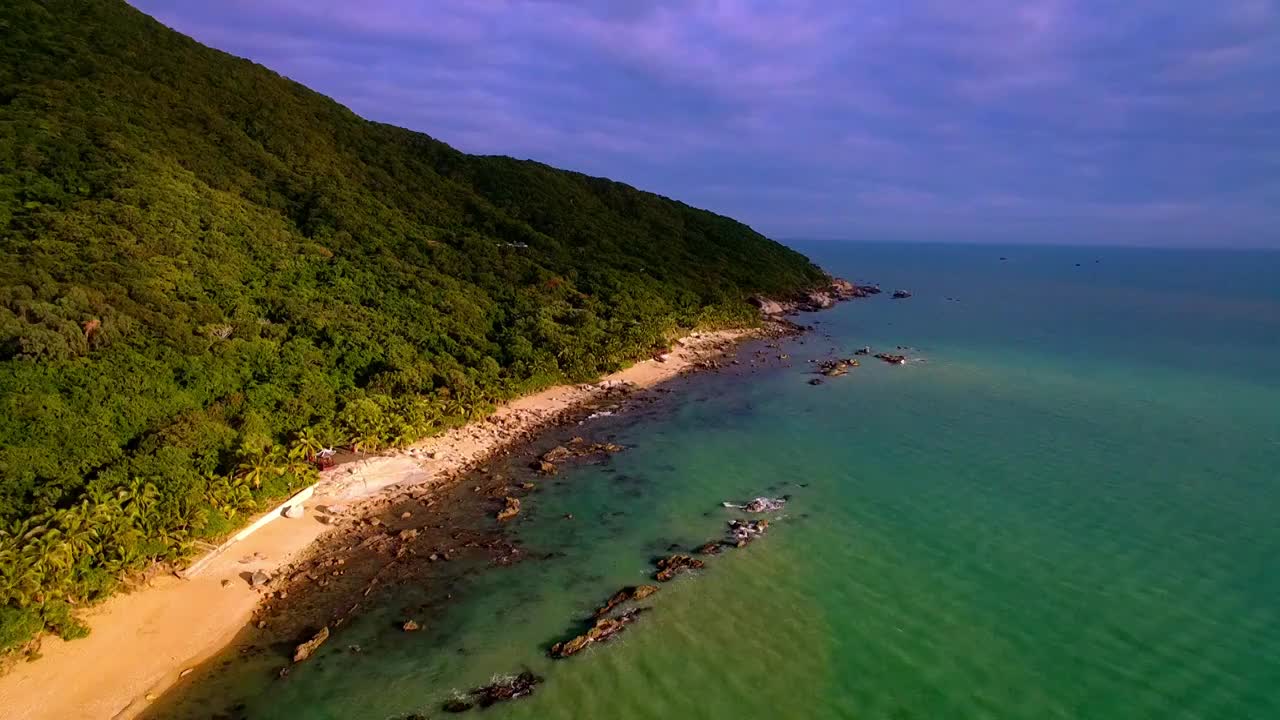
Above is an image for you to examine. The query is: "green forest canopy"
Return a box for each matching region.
[0,0,826,653]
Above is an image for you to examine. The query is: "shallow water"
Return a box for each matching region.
[163,242,1280,719]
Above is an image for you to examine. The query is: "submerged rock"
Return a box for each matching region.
[292,626,329,663]
[892,289,912,299]
[654,554,705,582]
[874,353,907,365]
[722,496,787,513]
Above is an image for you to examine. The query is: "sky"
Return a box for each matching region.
[129,1,1279,248]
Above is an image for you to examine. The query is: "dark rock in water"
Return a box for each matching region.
[496,496,521,522]
[541,445,573,463]
[551,608,649,658]
[892,289,912,299]
[808,378,823,386]
[449,671,543,710]
[874,353,907,365]
[594,585,660,617]
[292,626,329,663]
[817,357,859,378]
[854,346,871,355]
[726,519,770,546]
[697,541,724,555]
[537,439,625,469]
[654,554,705,582]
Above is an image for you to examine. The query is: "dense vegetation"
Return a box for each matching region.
[0,0,824,653]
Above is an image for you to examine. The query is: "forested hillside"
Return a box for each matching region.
[0,1,824,651]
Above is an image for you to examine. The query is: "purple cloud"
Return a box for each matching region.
[129,0,1280,247]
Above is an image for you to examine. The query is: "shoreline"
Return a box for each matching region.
[0,326,777,720]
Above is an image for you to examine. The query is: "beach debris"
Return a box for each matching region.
[654,554,705,582]
[874,353,907,365]
[722,497,787,513]
[282,503,305,519]
[594,585,659,618]
[551,608,650,658]
[292,626,330,663]
[312,447,337,470]
[402,620,420,632]
[727,519,770,547]
[179,667,194,678]
[445,671,544,711]
[496,497,521,522]
[249,569,272,588]
[892,289,912,299]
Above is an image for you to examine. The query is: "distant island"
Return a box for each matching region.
[0,0,828,655]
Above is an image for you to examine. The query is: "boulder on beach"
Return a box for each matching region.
[749,295,787,315]
[249,569,272,588]
[282,503,305,519]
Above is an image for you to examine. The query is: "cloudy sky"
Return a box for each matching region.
[130,1,1278,247]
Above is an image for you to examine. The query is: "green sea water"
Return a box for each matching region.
[165,242,1280,719]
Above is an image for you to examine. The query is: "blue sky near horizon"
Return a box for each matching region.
[129,1,1279,248]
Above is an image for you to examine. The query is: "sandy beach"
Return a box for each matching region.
[0,329,752,720]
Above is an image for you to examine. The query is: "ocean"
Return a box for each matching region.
[156,242,1280,719]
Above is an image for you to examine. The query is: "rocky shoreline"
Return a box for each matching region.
[137,277,884,718]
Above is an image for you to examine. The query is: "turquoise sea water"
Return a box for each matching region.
[165,242,1280,719]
